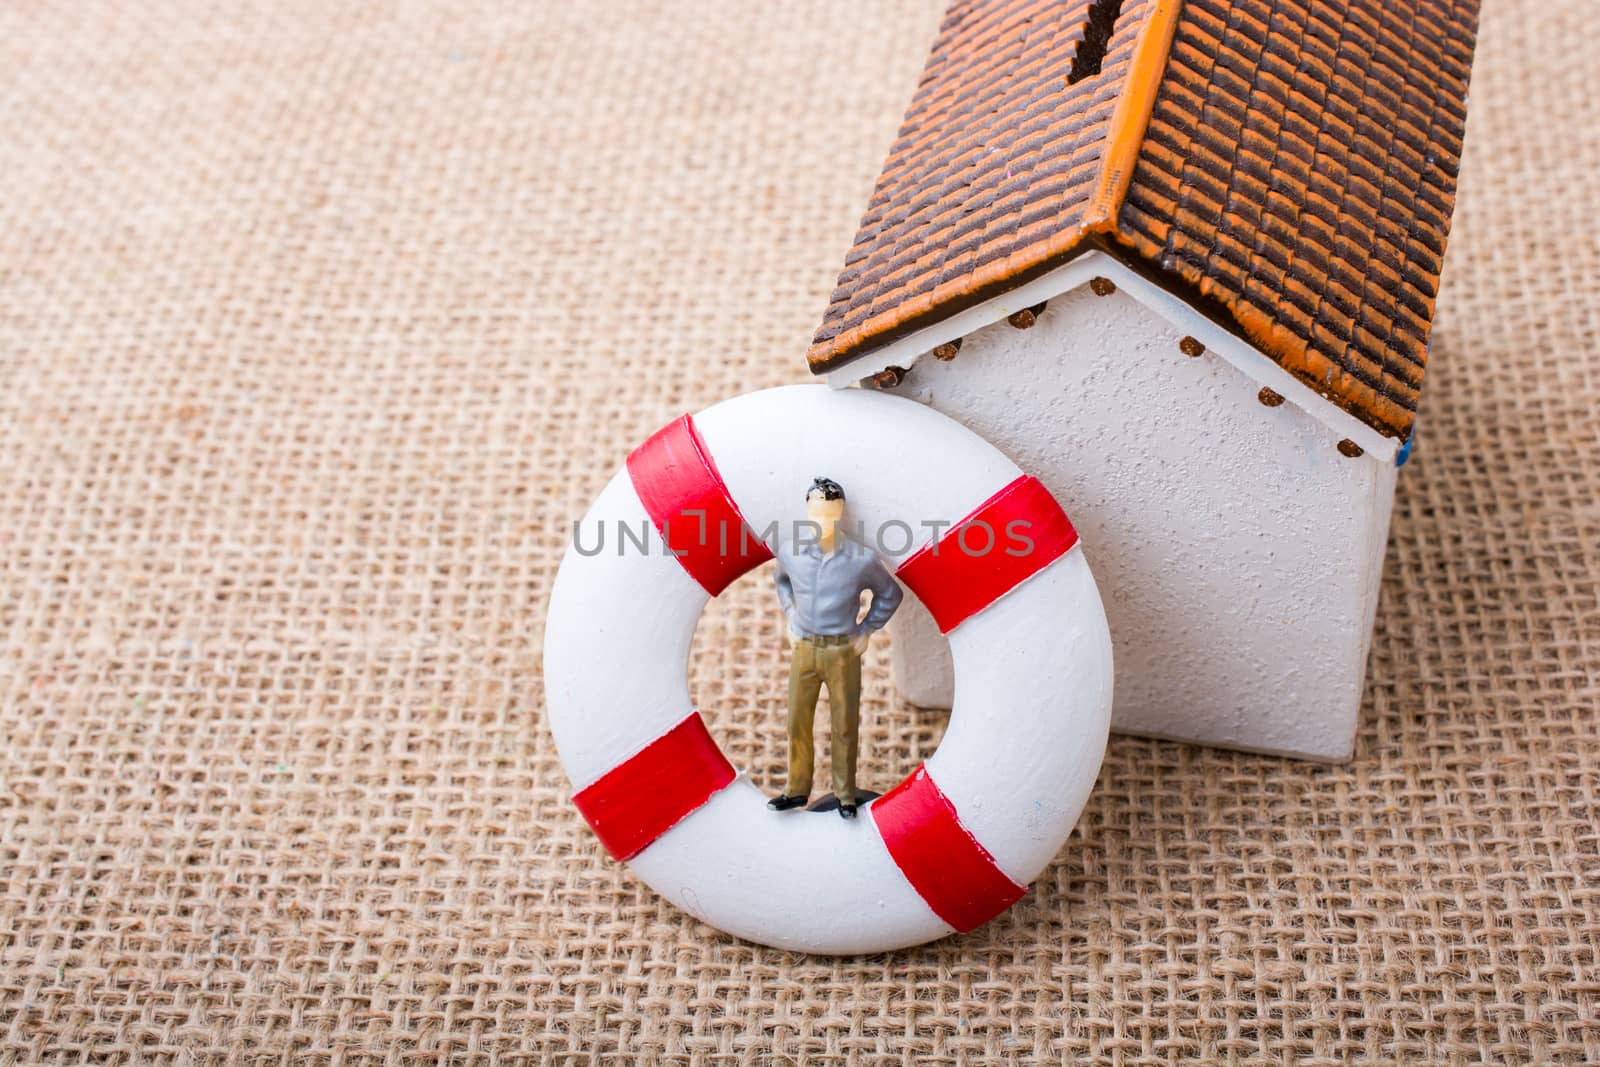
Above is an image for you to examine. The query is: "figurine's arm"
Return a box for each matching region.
[855,558,903,636]
[773,558,800,636]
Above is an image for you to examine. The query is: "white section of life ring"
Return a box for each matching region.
[543,385,1113,953]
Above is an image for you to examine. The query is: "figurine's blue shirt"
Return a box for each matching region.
[773,535,903,638]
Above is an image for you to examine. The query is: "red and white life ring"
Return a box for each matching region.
[544,385,1112,953]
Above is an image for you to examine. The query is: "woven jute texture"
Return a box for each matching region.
[1,1,1596,1063]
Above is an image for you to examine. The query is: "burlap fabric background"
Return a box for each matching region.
[1,1,1596,1063]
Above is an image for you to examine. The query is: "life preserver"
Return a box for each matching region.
[544,385,1112,953]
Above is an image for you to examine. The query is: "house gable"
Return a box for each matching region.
[823,250,1399,461]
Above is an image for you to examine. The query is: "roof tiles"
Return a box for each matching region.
[808,0,1481,439]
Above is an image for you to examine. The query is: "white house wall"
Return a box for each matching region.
[884,272,1398,760]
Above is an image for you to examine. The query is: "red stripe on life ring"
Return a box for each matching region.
[895,474,1077,633]
[872,765,1025,932]
[627,414,774,596]
[572,711,736,861]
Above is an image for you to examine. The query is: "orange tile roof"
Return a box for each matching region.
[808,0,1481,439]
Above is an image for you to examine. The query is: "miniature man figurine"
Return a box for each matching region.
[767,477,903,819]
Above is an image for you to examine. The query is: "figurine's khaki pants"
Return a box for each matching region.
[785,634,861,802]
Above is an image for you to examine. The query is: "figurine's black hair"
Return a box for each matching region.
[807,477,845,502]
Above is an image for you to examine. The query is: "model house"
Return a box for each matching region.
[806,0,1480,759]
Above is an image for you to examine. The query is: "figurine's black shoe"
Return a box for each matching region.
[767,793,808,812]
[838,803,858,820]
